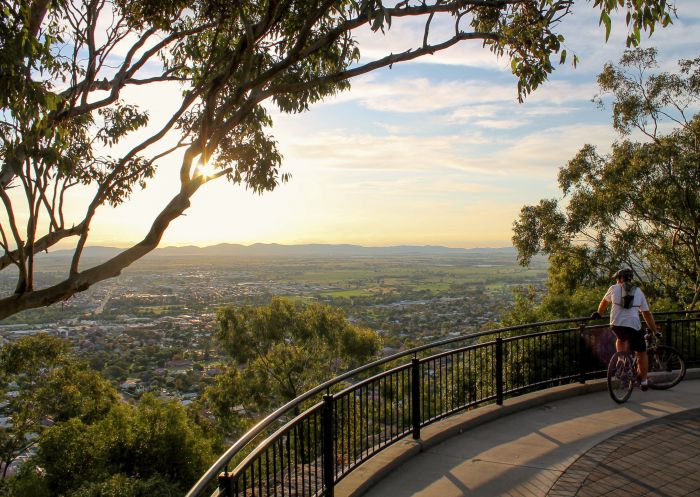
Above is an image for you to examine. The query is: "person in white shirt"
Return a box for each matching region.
[592,268,659,391]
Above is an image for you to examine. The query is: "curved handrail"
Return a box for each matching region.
[186,310,699,497]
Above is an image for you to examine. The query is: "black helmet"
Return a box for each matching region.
[613,268,633,282]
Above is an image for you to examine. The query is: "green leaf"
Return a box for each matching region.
[371,14,383,32]
[560,49,567,64]
[600,11,612,42]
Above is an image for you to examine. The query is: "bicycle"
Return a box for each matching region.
[607,330,686,404]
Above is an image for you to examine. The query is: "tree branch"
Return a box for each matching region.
[264,31,499,97]
[0,222,86,271]
[0,176,210,319]
[0,190,26,293]
[70,89,200,274]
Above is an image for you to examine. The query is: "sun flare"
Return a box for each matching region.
[196,160,217,179]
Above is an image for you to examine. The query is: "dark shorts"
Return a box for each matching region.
[611,325,647,352]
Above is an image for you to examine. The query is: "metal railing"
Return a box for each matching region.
[186,311,700,497]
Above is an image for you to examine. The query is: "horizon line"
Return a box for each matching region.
[49,241,516,251]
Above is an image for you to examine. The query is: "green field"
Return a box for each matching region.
[267,256,547,299]
[1,251,548,329]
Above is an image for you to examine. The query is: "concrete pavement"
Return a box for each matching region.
[548,409,700,496]
[340,375,700,497]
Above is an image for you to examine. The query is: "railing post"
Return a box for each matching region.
[578,324,587,384]
[411,357,421,439]
[495,337,503,405]
[322,394,335,497]
[217,470,232,497]
[665,318,672,347]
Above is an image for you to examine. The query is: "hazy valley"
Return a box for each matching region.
[0,245,547,403]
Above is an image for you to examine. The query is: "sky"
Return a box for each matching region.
[61,1,700,250]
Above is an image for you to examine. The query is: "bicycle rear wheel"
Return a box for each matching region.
[647,345,686,389]
[607,351,635,404]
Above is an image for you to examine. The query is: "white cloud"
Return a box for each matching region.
[284,130,473,171]
[321,76,595,116]
[448,103,582,126]
[521,105,583,117]
[276,120,614,181]
[473,119,528,129]
[477,124,613,173]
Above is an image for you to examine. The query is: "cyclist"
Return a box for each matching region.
[592,268,659,391]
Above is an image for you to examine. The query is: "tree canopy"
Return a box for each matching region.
[0,0,677,319]
[0,335,117,480]
[0,336,218,496]
[207,297,381,434]
[512,48,700,310]
[22,395,217,497]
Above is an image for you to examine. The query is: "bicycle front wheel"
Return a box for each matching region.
[607,351,635,404]
[647,345,686,390]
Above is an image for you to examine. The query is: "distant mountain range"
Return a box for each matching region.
[42,243,516,258]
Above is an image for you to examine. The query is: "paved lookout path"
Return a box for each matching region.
[547,408,700,496]
[348,377,700,497]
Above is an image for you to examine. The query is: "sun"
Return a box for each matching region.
[196,160,217,179]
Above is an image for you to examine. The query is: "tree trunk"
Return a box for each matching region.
[0,185,197,320]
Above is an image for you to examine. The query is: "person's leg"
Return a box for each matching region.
[612,327,631,354]
[630,329,648,388]
[637,351,648,381]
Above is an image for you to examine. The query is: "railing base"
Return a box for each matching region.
[334,379,610,497]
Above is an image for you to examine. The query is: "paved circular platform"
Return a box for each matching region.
[351,377,700,497]
[547,408,700,497]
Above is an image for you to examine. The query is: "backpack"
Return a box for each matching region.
[620,284,637,309]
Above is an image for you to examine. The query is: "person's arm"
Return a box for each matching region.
[641,310,658,333]
[638,291,657,333]
[592,288,612,319]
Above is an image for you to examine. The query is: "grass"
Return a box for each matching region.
[135,305,185,315]
[319,289,375,298]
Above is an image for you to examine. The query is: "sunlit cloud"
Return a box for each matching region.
[374,122,411,134]
[278,121,612,177]
[336,177,508,195]
[473,119,528,129]
[475,124,613,173]
[281,129,492,173]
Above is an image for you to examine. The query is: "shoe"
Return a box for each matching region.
[640,380,649,391]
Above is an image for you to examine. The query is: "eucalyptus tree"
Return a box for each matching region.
[0,335,117,480]
[0,0,676,319]
[512,48,700,308]
[0,336,218,494]
[207,297,380,434]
